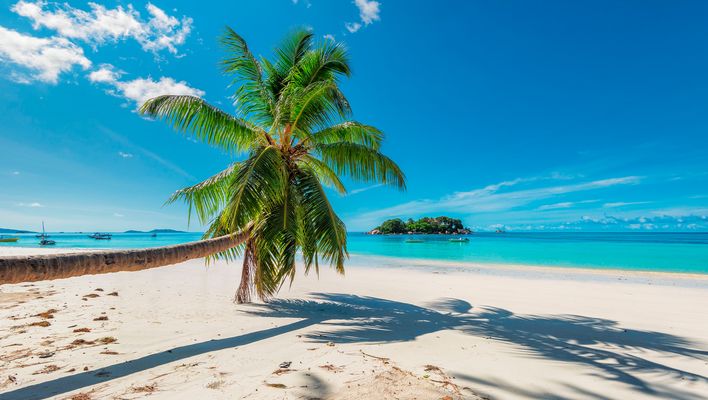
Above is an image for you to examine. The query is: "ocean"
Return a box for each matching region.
[2,231,707,275]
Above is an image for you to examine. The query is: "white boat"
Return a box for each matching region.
[39,222,56,246]
[89,233,112,240]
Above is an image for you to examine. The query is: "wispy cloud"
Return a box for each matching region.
[17,201,43,207]
[536,200,598,211]
[118,151,133,158]
[12,1,192,55]
[113,212,124,217]
[348,183,383,195]
[323,34,336,41]
[603,201,651,208]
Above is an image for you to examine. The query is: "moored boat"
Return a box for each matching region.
[0,236,19,243]
[38,221,56,246]
[448,237,470,242]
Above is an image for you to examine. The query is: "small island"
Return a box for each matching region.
[0,228,35,234]
[368,216,472,235]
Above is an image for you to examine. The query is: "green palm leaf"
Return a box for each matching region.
[220,27,273,127]
[166,163,237,225]
[316,142,406,190]
[140,95,262,153]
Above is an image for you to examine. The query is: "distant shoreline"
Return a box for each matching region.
[346,252,708,282]
[2,245,707,282]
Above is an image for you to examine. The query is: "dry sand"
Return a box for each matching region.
[1,247,707,400]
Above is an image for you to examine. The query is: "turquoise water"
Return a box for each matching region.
[348,232,708,274]
[2,232,707,274]
[0,232,204,250]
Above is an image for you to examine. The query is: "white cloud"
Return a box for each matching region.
[88,65,120,83]
[354,0,381,24]
[118,76,203,106]
[17,202,43,207]
[0,26,90,83]
[323,34,336,41]
[12,171,20,175]
[89,64,204,107]
[118,151,133,158]
[345,22,362,33]
[603,201,651,208]
[12,1,192,55]
[344,0,381,33]
[113,212,124,217]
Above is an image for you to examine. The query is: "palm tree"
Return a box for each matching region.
[139,27,405,303]
[0,28,404,301]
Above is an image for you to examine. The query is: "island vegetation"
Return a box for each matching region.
[369,216,471,235]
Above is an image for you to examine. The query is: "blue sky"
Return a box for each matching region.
[0,0,707,232]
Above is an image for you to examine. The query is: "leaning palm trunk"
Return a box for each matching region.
[0,232,248,285]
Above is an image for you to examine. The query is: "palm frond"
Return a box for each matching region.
[294,167,348,273]
[250,187,299,299]
[307,121,383,150]
[219,146,287,231]
[266,29,314,97]
[166,164,238,225]
[297,155,347,194]
[292,40,351,87]
[316,143,406,190]
[220,27,274,127]
[140,95,262,153]
[287,80,351,136]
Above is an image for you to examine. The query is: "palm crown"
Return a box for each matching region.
[140,28,405,303]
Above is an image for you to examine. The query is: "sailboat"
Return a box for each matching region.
[39,222,56,246]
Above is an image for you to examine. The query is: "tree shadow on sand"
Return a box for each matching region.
[2,293,706,399]
[243,293,708,399]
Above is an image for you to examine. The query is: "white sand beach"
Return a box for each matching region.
[1,247,707,400]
